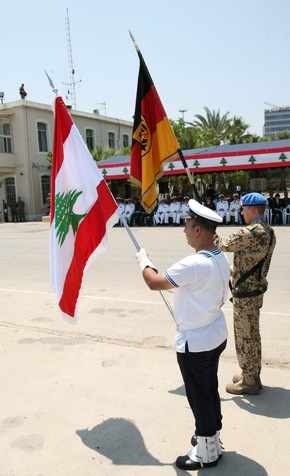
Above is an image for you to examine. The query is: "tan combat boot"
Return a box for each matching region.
[232,374,263,390]
[226,376,260,395]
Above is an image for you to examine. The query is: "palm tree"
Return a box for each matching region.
[225,116,251,144]
[170,118,202,150]
[91,145,117,162]
[187,107,230,146]
[91,145,131,162]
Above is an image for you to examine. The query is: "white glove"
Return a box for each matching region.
[136,248,157,272]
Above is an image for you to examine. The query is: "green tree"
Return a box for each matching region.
[170,118,201,149]
[225,116,251,144]
[91,145,131,162]
[276,131,290,140]
[46,151,52,170]
[187,107,231,146]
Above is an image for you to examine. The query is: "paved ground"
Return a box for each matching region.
[0,221,289,476]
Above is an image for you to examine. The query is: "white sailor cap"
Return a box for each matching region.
[185,199,223,223]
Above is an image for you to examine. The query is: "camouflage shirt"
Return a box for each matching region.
[214,219,276,296]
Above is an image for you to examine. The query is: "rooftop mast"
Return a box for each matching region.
[65,9,77,109]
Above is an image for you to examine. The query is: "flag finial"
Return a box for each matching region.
[129,30,140,53]
[45,70,58,96]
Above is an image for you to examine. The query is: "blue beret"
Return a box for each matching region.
[241,193,267,206]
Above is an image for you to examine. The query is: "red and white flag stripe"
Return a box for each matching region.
[50,97,119,319]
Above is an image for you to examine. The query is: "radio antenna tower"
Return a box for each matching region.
[64,9,81,109]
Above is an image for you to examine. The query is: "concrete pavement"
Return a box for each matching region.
[0,221,289,476]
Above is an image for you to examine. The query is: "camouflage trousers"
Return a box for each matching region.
[233,295,264,380]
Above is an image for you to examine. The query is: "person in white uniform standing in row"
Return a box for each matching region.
[153,199,170,225]
[216,194,229,222]
[136,199,230,471]
[169,196,181,225]
[176,196,190,226]
[227,193,241,224]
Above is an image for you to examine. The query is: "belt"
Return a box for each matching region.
[176,312,222,331]
[232,289,264,298]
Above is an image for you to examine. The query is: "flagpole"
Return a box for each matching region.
[177,149,201,202]
[119,212,175,320]
[129,31,201,203]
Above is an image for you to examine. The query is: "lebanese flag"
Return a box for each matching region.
[50,97,119,319]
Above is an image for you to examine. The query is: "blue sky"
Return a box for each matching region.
[2,0,290,136]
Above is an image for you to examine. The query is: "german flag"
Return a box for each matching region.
[130,50,180,214]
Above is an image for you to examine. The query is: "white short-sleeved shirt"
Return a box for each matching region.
[164,248,230,353]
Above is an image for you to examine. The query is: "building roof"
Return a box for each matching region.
[97,139,290,180]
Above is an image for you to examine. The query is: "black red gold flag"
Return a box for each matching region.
[130,45,180,214]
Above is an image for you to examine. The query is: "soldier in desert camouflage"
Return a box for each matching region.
[214,192,276,395]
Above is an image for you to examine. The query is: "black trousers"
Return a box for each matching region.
[177,339,227,436]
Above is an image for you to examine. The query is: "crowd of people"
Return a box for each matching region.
[115,188,290,227]
[115,196,191,227]
[266,190,290,224]
[2,188,289,226]
[2,197,25,222]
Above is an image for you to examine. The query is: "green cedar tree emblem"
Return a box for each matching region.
[55,189,87,245]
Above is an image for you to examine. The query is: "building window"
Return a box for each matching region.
[264,107,290,136]
[41,175,51,206]
[123,134,130,148]
[0,121,13,153]
[108,132,115,149]
[5,177,16,205]
[86,129,94,151]
[37,122,48,152]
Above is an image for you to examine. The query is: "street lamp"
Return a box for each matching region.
[179,109,187,121]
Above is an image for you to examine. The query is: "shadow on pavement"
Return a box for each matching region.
[76,417,192,474]
[168,384,186,397]
[225,386,290,418]
[198,452,267,475]
[76,418,267,475]
[76,417,165,466]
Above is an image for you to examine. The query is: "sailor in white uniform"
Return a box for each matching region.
[136,199,230,470]
[227,193,241,224]
[169,196,181,225]
[153,199,170,225]
[116,197,125,225]
[176,196,190,225]
[124,198,135,225]
[216,194,229,222]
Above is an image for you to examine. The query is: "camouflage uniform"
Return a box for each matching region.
[9,199,18,222]
[214,219,276,385]
[17,198,25,222]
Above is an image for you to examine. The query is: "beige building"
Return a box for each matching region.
[0,99,133,221]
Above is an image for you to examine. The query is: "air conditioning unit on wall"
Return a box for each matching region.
[250,178,267,191]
